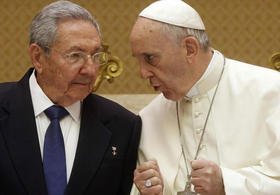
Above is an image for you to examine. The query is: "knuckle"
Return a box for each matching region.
[139,185,146,192]
[153,185,163,194]
[205,168,213,176]
[205,177,211,185]
[134,169,139,176]
[143,161,150,167]
[210,161,215,166]
[205,185,211,192]
[150,169,156,176]
[155,177,161,185]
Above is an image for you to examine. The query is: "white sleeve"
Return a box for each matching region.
[130,184,140,195]
[221,139,280,195]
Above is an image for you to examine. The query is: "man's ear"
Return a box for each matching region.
[181,36,199,64]
[29,43,46,74]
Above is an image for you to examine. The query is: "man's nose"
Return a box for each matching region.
[80,56,98,75]
[140,64,153,79]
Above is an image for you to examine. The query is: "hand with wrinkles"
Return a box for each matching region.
[191,158,225,195]
[134,159,164,195]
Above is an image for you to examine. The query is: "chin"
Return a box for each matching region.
[163,92,183,101]
[77,93,90,101]
[68,91,90,103]
[163,92,175,101]
[74,86,91,95]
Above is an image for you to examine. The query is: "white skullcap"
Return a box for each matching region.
[139,0,205,30]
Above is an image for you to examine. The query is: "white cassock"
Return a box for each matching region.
[131,50,280,195]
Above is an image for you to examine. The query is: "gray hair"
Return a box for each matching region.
[157,22,210,51]
[29,0,101,55]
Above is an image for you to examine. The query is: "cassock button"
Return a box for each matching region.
[195,128,202,134]
[194,112,201,118]
[194,97,200,103]
[199,144,206,150]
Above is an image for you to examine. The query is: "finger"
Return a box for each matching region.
[148,176,163,186]
[134,159,164,195]
[191,167,206,178]
[137,159,159,173]
[191,176,206,187]
[134,175,163,194]
[138,182,163,195]
[194,185,206,194]
[134,163,157,179]
[137,176,162,188]
[134,167,161,181]
[191,160,221,178]
[191,158,208,170]
[149,158,161,172]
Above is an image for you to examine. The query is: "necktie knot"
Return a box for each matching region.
[44,105,68,121]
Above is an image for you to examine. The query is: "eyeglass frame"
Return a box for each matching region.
[44,46,109,67]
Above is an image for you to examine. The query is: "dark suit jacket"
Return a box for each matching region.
[0,69,142,195]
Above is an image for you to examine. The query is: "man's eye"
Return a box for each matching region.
[66,52,83,63]
[68,52,82,58]
[144,54,158,66]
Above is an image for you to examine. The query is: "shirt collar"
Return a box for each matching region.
[29,70,81,122]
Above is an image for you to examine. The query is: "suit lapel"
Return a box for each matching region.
[0,69,47,195]
[66,98,112,195]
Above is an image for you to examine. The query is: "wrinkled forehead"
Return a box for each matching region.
[130,17,178,57]
[56,18,100,37]
[130,17,162,40]
[54,19,101,47]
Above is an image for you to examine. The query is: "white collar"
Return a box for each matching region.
[185,50,224,99]
[29,70,81,122]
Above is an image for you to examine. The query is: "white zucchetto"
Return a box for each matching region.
[139,0,205,30]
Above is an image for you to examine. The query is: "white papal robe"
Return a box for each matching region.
[130,50,280,195]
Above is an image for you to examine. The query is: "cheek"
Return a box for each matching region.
[53,68,78,89]
[63,64,82,77]
[157,66,175,83]
[159,67,183,90]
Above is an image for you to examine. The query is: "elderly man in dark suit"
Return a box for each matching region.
[0,1,141,195]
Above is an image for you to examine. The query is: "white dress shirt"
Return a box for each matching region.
[29,71,81,182]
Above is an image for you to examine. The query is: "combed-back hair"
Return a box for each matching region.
[30,0,100,55]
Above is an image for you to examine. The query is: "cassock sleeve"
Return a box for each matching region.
[221,107,280,195]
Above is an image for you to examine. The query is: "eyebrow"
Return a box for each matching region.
[66,46,103,53]
[131,51,154,57]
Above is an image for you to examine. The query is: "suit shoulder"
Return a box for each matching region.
[85,93,138,119]
[0,82,18,117]
[0,82,18,101]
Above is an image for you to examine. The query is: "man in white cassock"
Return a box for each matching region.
[129,0,280,195]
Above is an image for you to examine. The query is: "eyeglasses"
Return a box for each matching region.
[64,51,109,67]
[65,51,109,67]
[49,48,109,67]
